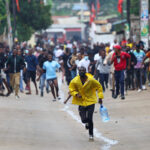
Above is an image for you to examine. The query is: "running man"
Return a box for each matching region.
[111,45,131,99]
[7,49,25,99]
[25,49,38,95]
[66,66,104,141]
[41,53,63,101]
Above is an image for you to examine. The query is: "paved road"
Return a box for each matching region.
[0,77,150,150]
[0,88,104,150]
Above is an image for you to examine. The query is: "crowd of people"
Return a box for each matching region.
[0,37,150,141]
[0,37,150,100]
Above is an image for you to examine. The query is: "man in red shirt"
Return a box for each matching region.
[111,45,131,99]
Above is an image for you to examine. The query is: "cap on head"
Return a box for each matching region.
[113,45,121,50]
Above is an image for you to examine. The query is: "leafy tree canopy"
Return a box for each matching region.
[0,0,7,35]
[0,0,52,42]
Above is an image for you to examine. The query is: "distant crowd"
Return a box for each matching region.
[0,36,150,100]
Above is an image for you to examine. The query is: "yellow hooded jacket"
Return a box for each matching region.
[69,73,104,106]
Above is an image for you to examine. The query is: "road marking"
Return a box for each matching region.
[62,105,118,150]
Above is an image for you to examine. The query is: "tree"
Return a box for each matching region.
[10,0,52,41]
[0,0,7,35]
[130,0,150,16]
[0,0,52,42]
[130,0,140,16]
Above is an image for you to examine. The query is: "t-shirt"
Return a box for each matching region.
[133,50,145,69]
[112,51,130,71]
[43,61,60,80]
[78,58,90,73]
[55,49,64,58]
[96,56,110,74]
[25,55,38,71]
[94,53,100,61]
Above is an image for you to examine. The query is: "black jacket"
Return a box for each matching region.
[127,51,137,70]
[0,53,7,73]
[7,55,25,73]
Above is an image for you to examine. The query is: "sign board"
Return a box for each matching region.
[140,0,149,48]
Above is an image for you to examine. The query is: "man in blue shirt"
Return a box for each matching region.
[133,45,145,92]
[25,49,38,95]
[42,53,62,101]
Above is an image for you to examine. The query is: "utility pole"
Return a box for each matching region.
[80,0,85,41]
[127,0,130,29]
[126,0,130,39]
[6,0,13,50]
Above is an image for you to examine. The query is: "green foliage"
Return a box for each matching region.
[11,0,52,41]
[0,0,52,41]
[0,0,7,35]
[130,0,140,16]
[130,0,150,16]
[0,0,52,42]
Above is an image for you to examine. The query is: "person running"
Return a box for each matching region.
[78,52,90,73]
[95,50,110,92]
[111,45,131,100]
[37,50,49,97]
[125,46,137,90]
[133,44,145,92]
[66,66,104,141]
[25,49,38,95]
[7,49,25,99]
[41,53,63,101]
[0,43,11,96]
[142,49,150,86]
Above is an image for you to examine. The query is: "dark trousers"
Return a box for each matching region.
[78,104,95,136]
[134,69,142,89]
[99,73,109,92]
[126,69,134,89]
[115,70,125,96]
[65,69,71,85]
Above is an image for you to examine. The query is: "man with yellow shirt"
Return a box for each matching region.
[68,66,104,141]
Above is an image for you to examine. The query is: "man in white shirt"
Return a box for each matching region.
[55,46,64,60]
[78,53,90,73]
[94,50,101,80]
[75,53,82,74]
[110,39,118,50]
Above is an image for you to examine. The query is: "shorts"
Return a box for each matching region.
[47,78,57,84]
[26,71,36,82]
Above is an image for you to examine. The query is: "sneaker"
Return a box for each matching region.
[85,123,89,130]
[142,85,146,90]
[121,95,125,100]
[52,99,56,102]
[15,95,20,99]
[112,90,115,98]
[113,94,118,99]
[57,96,61,100]
[89,135,94,141]
[5,91,11,97]
[41,91,43,97]
[138,89,142,92]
